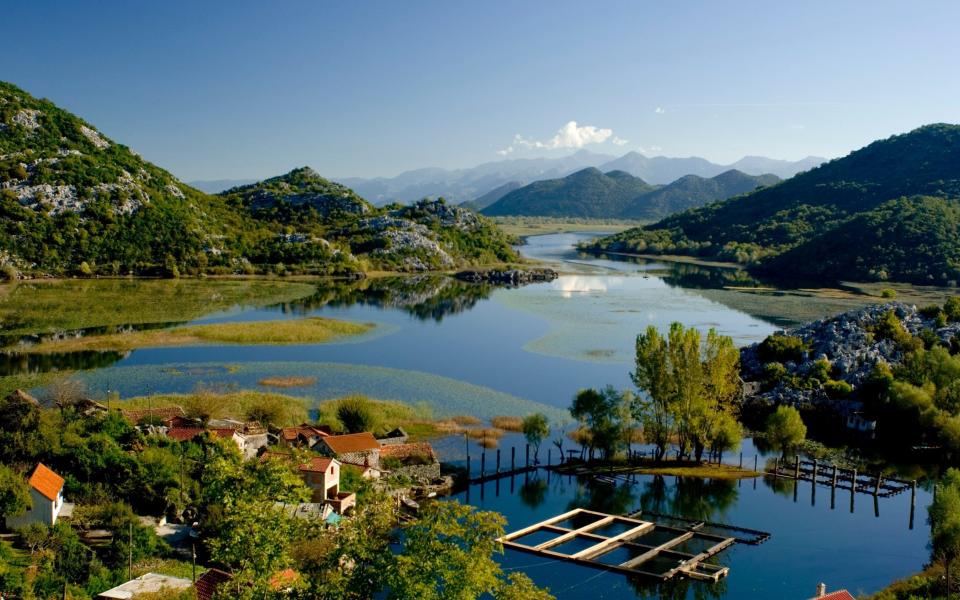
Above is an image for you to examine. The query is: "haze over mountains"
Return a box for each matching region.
[189,151,823,204]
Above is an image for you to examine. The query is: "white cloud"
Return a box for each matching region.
[612,136,629,146]
[498,120,616,155]
[654,107,665,114]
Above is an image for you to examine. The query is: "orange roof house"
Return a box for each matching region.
[5,463,66,529]
[319,432,379,454]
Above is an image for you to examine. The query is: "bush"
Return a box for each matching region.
[880,288,897,299]
[946,297,960,322]
[762,362,788,386]
[823,379,853,399]
[757,334,808,364]
[335,395,378,434]
[1,264,18,281]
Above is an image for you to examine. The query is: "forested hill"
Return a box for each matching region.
[481,167,777,219]
[482,168,656,218]
[0,82,516,277]
[585,124,960,285]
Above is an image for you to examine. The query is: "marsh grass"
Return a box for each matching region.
[14,317,374,354]
[490,415,523,432]
[451,415,481,426]
[122,390,310,427]
[629,462,760,480]
[258,376,318,388]
[315,396,443,440]
[0,278,316,338]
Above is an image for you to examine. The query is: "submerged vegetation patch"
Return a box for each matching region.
[37,361,568,422]
[10,316,375,353]
[0,278,317,339]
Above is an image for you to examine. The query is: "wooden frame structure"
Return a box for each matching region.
[498,508,735,582]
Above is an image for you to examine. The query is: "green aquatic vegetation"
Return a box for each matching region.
[0,278,317,338]
[38,361,569,422]
[18,316,375,353]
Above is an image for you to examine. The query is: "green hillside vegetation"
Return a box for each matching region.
[619,170,779,219]
[585,124,960,284]
[483,168,656,218]
[0,81,516,277]
[482,167,776,220]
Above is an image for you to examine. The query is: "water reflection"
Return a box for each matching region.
[636,476,738,522]
[270,275,495,322]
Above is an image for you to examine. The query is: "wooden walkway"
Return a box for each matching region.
[498,508,738,583]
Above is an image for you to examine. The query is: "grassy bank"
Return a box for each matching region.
[492,216,641,238]
[12,316,374,353]
[0,278,318,338]
[628,462,761,479]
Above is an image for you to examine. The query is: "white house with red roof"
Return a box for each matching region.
[298,457,356,514]
[5,463,66,529]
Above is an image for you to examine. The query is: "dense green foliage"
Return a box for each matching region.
[632,323,742,462]
[586,124,960,284]
[482,167,776,219]
[764,406,807,457]
[0,81,516,276]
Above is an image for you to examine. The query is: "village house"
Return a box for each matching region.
[297,457,356,514]
[161,420,268,459]
[5,463,66,529]
[279,423,331,449]
[316,432,381,474]
[809,583,855,600]
[119,405,187,427]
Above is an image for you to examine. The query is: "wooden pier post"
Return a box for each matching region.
[909,480,917,530]
[496,449,501,474]
[851,468,858,493]
[526,444,530,468]
[511,446,515,471]
[873,473,882,496]
[739,452,743,468]
[794,455,800,479]
[548,449,552,467]
[466,454,471,480]
[754,455,758,472]
[774,456,779,476]
[831,464,838,488]
[812,459,818,483]
[481,450,486,478]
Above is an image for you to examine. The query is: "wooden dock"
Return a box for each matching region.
[498,508,739,583]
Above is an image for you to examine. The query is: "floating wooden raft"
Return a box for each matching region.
[498,508,736,582]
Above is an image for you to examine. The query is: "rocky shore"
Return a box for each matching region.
[741,302,960,409]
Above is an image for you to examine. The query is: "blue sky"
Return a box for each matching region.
[3,1,958,180]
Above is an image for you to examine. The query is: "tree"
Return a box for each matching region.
[632,323,740,462]
[0,464,30,519]
[930,469,960,599]
[765,405,807,458]
[386,501,554,600]
[521,413,549,464]
[570,387,629,460]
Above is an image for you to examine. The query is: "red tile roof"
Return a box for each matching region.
[195,568,233,600]
[29,463,64,502]
[281,423,330,442]
[165,427,205,442]
[818,592,855,600]
[299,457,335,473]
[211,428,239,439]
[322,432,380,454]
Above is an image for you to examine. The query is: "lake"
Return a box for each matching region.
[4,231,929,598]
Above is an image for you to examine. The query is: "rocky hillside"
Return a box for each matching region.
[742,302,958,408]
[0,81,517,276]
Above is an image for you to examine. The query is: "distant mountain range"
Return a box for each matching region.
[332,151,824,206]
[585,123,960,285]
[481,168,779,219]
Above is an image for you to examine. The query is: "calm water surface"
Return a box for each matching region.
[19,232,929,597]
